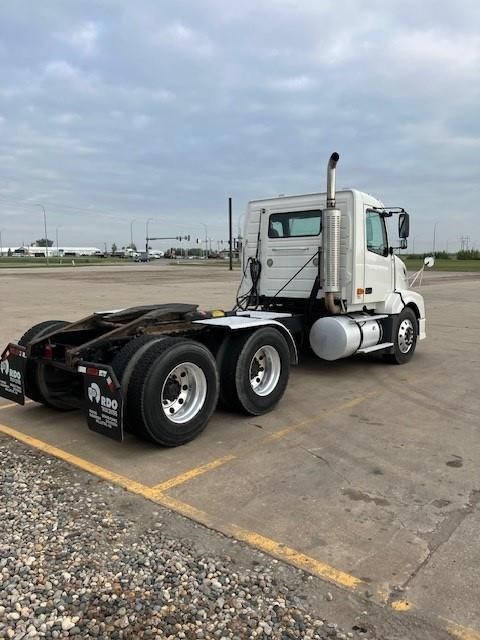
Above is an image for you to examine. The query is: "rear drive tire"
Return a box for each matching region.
[219,327,290,415]
[384,307,418,365]
[126,338,219,446]
[111,334,167,433]
[18,320,72,409]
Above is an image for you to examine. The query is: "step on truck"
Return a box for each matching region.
[0,153,427,446]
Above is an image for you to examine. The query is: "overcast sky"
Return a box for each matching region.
[0,0,479,252]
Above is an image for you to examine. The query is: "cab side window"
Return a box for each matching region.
[268,210,322,238]
[366,209,388,256]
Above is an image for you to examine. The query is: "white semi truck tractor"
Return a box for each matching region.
[0,153,426,446]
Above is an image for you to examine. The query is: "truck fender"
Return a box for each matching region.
[376,291,426,340]
[193,317,298,364]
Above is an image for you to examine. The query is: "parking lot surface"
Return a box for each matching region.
[1,263,479,638]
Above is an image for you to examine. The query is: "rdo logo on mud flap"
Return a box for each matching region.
[1,358,21,381]
[87,381,118,410]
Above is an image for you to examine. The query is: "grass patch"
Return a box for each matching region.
[403,258,480,272]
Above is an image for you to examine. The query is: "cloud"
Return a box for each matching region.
[59,21,102,56]
[157,21,216,58]
[389,30,480,73]
[44,60,79,80]
[269,75,316,92]
[52,113,82,125]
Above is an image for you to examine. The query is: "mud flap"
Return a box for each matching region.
[0,343,26,405]
[80,363,124,442]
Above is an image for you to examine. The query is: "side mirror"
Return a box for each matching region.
[398,212,410,239]
[424,256,435,268]
[400,238,407,250]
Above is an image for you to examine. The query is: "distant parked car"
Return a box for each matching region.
[134,253,150,262]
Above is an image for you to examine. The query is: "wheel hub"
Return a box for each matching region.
[161,362,207,424]
[249,345,281,397]
[398,318,414,354]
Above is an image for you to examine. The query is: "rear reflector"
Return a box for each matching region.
[43,344,54,360]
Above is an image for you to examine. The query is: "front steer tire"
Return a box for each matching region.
[18,320,72,409]
[219,327,290,415]
[384,307,418,365]
[125,338,219,446]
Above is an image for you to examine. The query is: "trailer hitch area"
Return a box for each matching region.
[0,343,27,405]
[78,362,125,442]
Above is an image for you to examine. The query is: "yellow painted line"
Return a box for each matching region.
[156,494,363,590]
[151,391,378,493]
[444,619,480,640]
[268,391,378,442]
[229,525,362,589]
[390,599,412,612]
[0,400,33,410]
[152,454,237,493]
[0,422,159,500]
[158,493,214,524]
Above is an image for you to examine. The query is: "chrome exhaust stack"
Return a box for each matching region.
[326,152,340,208]
[323,152,342,314]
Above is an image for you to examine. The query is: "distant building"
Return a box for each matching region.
[219,248,239,260]
[9,246,103,257]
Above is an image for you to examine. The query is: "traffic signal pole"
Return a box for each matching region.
[228,197,233,271]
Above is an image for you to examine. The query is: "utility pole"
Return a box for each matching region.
[200,224,208,259]
[130,219,136,249]
[145,218,153,260]
[36,204,49,266]
[460,236,471,252]
[228,197,233,271]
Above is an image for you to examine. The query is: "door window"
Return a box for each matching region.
[366,209,388,256]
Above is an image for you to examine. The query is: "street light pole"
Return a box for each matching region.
[145,218,154,260]
[228,197,233,271]
[55,227,61,262]
[433,222,438,257]
[36,204,49,266]
[200,223,208,259]
[130,219,136,249]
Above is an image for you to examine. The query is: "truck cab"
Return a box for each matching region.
[239,155,426,357]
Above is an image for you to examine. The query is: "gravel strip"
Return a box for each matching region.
[1,437,364,640]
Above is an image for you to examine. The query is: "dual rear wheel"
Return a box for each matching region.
[19,321,291,446]
[113,327,291,446]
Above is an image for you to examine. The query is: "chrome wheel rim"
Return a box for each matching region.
[249,345,281,396]
[161,362,207,424]
[398,318,415,353]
